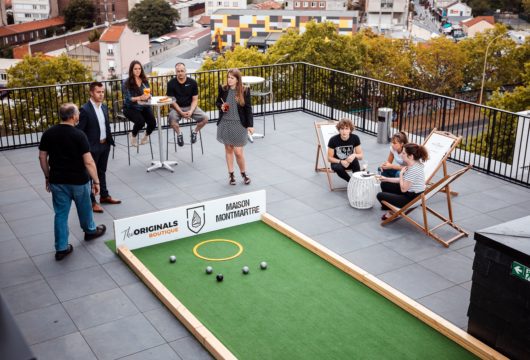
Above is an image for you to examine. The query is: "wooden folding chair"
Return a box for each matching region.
[380,165,472,247]
[422,129,462,195]
[314,120,348,191]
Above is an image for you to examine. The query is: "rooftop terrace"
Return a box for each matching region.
[1,111,529,359]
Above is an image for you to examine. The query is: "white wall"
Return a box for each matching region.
[12,0,51,23]
[206,0,246,16]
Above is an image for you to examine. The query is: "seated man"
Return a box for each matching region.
[327,118,363,182]
[166,62,208,146]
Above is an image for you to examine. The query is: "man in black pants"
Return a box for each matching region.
[166,63,208,146]
[78,81,122,213]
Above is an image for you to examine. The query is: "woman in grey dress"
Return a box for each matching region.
[216,68,254,185]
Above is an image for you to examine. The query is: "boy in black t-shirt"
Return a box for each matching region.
[327,118,364,182]
[166,63,208,146]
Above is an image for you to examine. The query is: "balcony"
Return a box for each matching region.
[0,63,529,358]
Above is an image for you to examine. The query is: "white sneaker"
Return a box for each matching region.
[140,135,149,145]
[130,133,138,147]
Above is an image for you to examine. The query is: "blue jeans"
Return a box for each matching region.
[50,183,97,251]
[379,168,400,178]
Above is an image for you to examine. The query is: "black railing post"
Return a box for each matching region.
[361,79,369,132]
[302,63,307,111]
[440,97,447,131]
[329,71,335,120]
[486,109,498,175]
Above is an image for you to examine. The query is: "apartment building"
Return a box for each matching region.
[12,0,54,23]
[284,0,346,11]
[365,0,410,31]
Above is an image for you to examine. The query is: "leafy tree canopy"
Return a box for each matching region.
[7,54,91,88]
[487,62,530,112]
[128,0,180,38]
[63,0,96,30]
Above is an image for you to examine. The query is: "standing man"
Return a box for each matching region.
[78,81,121,213]
[166,62,208,146]
[39,103,106,261]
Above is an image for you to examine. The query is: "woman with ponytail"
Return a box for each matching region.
[376,143,429,220]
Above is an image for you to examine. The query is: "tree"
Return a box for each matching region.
[359,29,413,87]
[7,54,90,88]
[128,0,180,38]
[5,54,91,134]
[488,63,530,112]
[412,37,466,96]
[63,0,96,30]
[524,0,530,17]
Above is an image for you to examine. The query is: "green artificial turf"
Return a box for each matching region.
[115,221,477,359]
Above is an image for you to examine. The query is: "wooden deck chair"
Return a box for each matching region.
[314,120,348,191]
[422,129,462,195]
[380,165,472,247]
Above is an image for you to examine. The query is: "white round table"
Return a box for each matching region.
[347,172,378,209]
[140,96,178,172]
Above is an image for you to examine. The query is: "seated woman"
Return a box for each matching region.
[376,143,428,220]
[327,118,363,182]
[122,60,156,147]
[379,131,408,177]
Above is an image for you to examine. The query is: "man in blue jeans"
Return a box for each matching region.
[39,103,106,261]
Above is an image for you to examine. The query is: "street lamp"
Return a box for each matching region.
[479,33,507,105]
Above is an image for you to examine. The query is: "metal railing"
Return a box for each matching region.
[1,62,529,187]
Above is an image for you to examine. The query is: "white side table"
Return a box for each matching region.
[347,172,378,209]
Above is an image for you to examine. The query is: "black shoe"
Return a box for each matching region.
[241,172,251,185]
[55,244,73,261]
[191,131,197,144]
[84,224,106,241]
[177,133,184,147]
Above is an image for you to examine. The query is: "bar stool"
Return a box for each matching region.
[111,100,153,166]
[166,117,204,162]
[250,79,276,137]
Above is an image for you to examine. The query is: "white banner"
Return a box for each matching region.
[114,190,266,250]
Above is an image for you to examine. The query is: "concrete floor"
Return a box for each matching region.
[1,111,529,359]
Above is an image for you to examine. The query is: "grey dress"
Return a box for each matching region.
[216,89,248,147]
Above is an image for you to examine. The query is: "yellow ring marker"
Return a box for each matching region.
[193,239,243,261]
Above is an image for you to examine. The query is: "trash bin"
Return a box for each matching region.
[468,216,530,360]
[377,108,392,144]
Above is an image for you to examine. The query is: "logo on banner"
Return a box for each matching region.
[187,205,206,233]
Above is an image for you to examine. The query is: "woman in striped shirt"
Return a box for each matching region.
[376,143,429,220]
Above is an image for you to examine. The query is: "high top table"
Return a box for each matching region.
[141,96,178,172]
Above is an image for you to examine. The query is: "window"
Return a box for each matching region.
[285,1,288,6]
[107,44,114,55]
[303,1,308,6]
[295,1,300,6]
[208,1,213,6]
[40,5,46,9]
[217,1,222,5]
[33,5,37,9]
[381,0,393,9]
[311,1,316,7]
[25,13,32,18]
[232,1,238,6]
[1,73,7,81]
[319,1,324,7]
[224,1,229,6]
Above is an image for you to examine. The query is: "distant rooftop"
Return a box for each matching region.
[99,25,126,43]
[0,17,65,37]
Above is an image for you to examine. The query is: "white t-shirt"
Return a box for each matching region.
[390,146,405,166]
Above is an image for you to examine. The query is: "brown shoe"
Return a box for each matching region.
[100,196,121,205]
[92,202,104,213]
